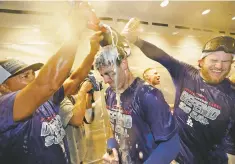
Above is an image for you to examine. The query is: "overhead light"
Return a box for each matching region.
[172,31,179,35]
[232,16,235,20]
[160,0,169,7]
[202,9,210,15]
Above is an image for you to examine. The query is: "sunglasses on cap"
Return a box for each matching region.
[202,36,235,54]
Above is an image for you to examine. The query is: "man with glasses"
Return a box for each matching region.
[123,21,235,164]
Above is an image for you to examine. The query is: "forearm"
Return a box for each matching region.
[69,91,87,126]
[12,6,96,121]
[64,51,96,95]
[13,37,80,121]
[135,38,188,81]
[135,38,170,62]
[38,38,78,87]
[144,133,180,164]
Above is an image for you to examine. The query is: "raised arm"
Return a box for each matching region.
[63,31,103,96]
[135,38,179,67]
[121,18,188,80]
[69,81,93,126]
[13,5,92,121]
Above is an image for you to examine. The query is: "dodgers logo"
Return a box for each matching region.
[40,115,66,147]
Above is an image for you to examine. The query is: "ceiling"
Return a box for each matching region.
[0,1,235,59]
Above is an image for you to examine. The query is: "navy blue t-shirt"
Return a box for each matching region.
[105,77,177,164]
[136,39,235,164]
[221,84,235,155]
[0,87,70,164]
[222,121,235,155]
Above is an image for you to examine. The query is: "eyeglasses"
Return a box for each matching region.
[202,36,235,54]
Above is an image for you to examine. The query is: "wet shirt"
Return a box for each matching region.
[221,97,235,156]
[222,120,235,155]
[105,77,177,164]
[136,39,235,164]
[173,64,235,164]
[0,87,70,164]
[221,84,235,155]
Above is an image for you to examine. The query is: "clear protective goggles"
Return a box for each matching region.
[202,36,235,54]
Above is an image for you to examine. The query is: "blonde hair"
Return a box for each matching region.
[143,68,157,81]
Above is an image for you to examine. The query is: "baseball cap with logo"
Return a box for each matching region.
[0,59,43,84]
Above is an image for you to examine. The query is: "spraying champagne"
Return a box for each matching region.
[121,17,141,44]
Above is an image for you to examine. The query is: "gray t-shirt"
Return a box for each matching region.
[60,97,86,164]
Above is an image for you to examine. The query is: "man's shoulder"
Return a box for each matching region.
[59,96,73,113]
[0,92,17,104]
[220,78,235,94]
[135,80,163,97]
[226,78,235,90]
[105,87,112,96]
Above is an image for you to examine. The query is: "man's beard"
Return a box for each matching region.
[200,66,230,84]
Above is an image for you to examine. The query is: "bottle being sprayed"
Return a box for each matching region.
[122,18,140,32]
[121,17,141,44]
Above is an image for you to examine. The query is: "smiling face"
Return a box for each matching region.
[199,51,233,84]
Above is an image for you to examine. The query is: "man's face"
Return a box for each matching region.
[5,69,35,91]
[199,51,233,84]
[146,69,160,86]
[98,65,126,91]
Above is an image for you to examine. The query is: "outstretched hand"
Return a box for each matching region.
[90,31,104,55]
[79,2,106,32]
[79,81,93,93]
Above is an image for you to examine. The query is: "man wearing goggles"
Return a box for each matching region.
[122,18,235,164]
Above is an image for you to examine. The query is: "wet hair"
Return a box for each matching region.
[143,68,158,80]
[95,45,127,70]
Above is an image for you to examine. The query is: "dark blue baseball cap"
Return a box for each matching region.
[0,58,43,84]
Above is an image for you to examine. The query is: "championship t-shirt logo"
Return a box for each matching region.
[108,108,132,139]
[179,88,221,126]
[40,115,66,147]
